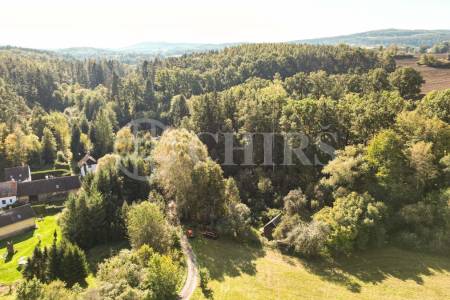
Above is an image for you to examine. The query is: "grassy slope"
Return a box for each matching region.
[0,215,61,284]
[191,238,450,300]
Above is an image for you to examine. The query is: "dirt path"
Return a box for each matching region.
[179,235,198,300]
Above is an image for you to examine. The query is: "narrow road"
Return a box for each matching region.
[179,234,199,300]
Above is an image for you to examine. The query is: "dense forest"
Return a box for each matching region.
[1,43,449,298]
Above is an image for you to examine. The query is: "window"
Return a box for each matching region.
[1,200,5,205]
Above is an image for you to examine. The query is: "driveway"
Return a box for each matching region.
[179,234,199,300]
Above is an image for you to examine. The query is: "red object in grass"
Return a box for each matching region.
[187,229,194,238]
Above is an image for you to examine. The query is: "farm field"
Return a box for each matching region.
[396,54,450,94]
[191,238,450,300]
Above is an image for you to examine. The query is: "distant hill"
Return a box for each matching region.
[5,29,450,61]
[118,42,238,56]
[55,47,118,58]
[293,29,450,48]
[53,43,238,61]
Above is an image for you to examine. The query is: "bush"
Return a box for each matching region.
[126,201,174,252]
[396,188,450,253]
[95,246,183,300]
[16,278,43,300]
[97,250,142,288]
[418,54,450,68]
[41,281,79,300]
[142,253,183,300]
[282,221,329,257]
[199,267,210,290]
[314,192,387,254]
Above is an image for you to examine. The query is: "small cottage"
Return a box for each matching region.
[0,204,36,240]
[78,154,97,177]
[261,213,282,240]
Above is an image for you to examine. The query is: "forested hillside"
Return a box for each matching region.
[296,29,450,48]
[1,42,449,298]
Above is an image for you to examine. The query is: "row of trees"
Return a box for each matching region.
[23,233,88,287]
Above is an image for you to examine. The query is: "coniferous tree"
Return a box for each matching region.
[91,110,114,158]
[70,124,82,161]
[47,231,61,281]
[111,72,120,99]
[41,127,57,164]
[79,116,90,134]
[144,78,157,112]
[168,94,189,126]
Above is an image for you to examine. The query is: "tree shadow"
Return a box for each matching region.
[86,241,130,274]
[302,257,362,292]
[192,237,266,281]
[201,287,214,299]
[0,230,35,249]
[302,247,450,293]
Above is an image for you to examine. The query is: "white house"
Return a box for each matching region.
[78,154,97,177]
[0,181,17,209]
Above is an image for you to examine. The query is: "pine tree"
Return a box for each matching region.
[47,231,61,280]
[142,60,149,79]
[169,94,189,126]
[111,72,120,99]
[70,124,82,161]
[60,241,88,287]
[41,127,57,164]
[92,110,114,158]
[144,78,157,112]
[79,116,90,134]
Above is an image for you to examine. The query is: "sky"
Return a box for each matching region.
[0,0,449,49]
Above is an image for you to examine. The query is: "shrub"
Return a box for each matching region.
[282,221,329,257]
[97,250,142,288]
[126,201,174,252]
[95,246,183,300]
[396,188,450,253]
[142,253,183,300]
[199,267,210,290]
[16,278,43,300]
[41,280,79,300]
[314,192,387,254]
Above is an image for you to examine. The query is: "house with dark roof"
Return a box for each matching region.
[78,153,97,177]
[17,176,81,202]
[0,204,36,240]
[0,181,18,208]
[4,165,31,182]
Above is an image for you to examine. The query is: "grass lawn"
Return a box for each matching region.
[0,215,61,284]
[191,238,450,300]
